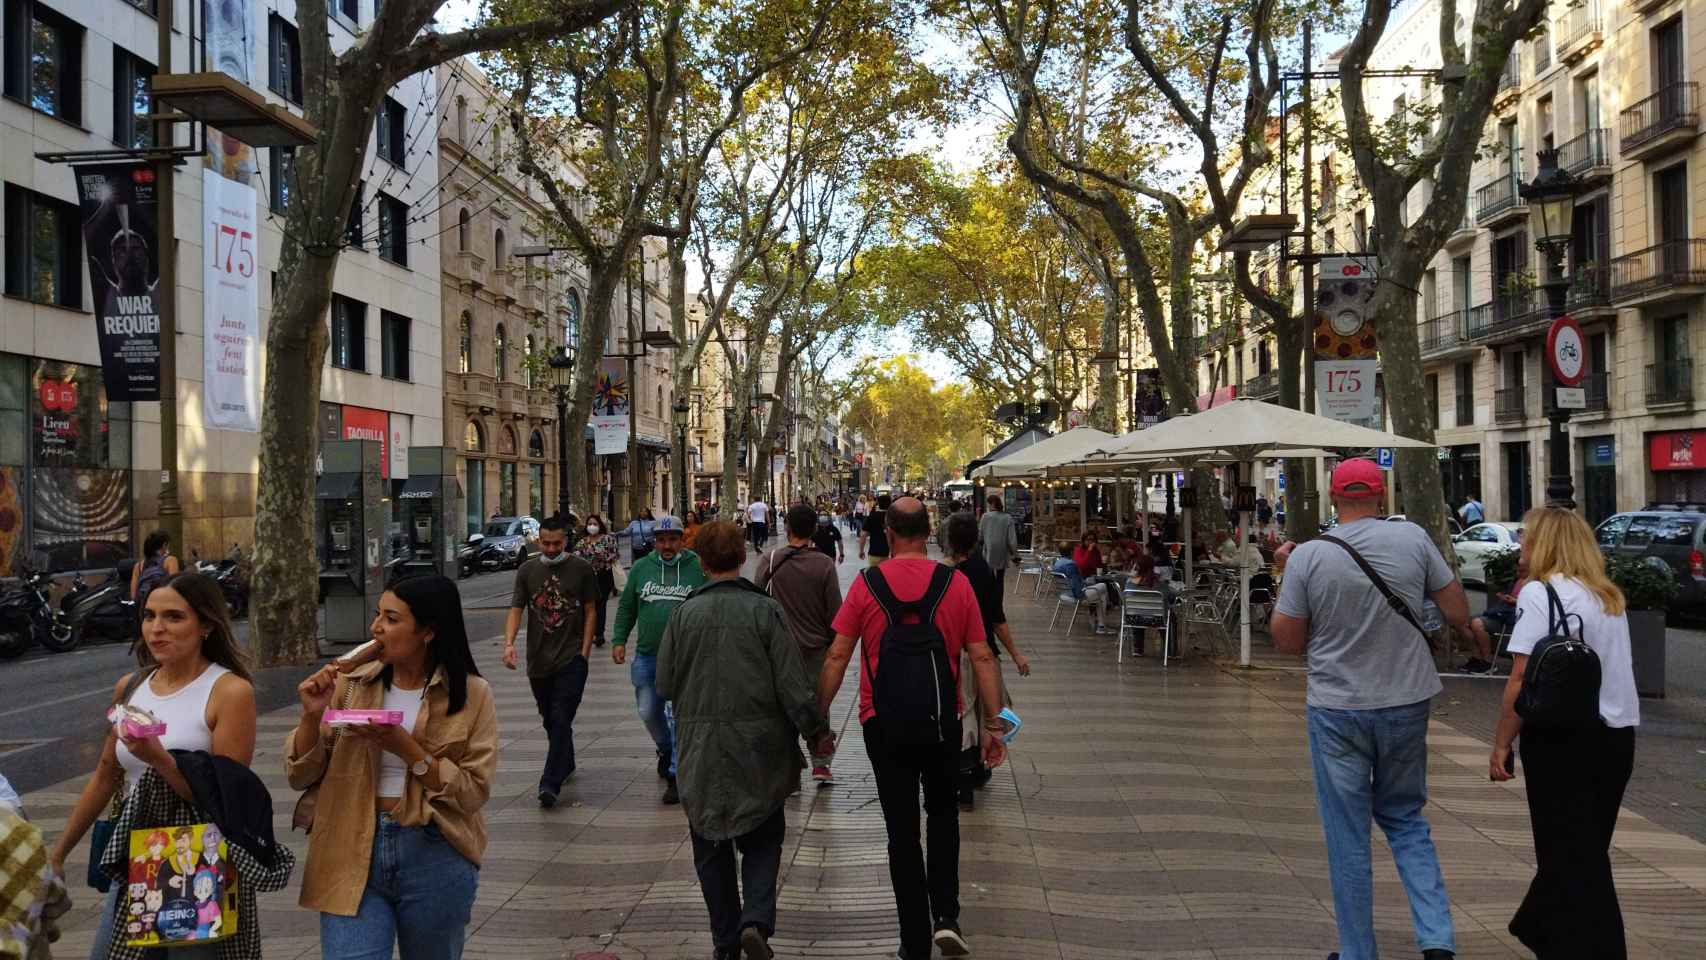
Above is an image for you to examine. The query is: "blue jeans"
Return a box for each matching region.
[320,814,479,960]
[1307,700,1455,960]
[630,653,677,777]
[89,883,120,960]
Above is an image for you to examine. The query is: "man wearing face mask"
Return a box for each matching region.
[504,516,600,808]
[613,515,705,804]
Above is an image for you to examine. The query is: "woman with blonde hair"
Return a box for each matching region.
[1489,506,1638,959]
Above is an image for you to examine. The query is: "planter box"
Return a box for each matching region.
[1628,608,1666,698]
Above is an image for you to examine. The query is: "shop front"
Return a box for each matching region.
[1438,444,1482,512]
[0,355,134,575]
[1580,436,1616,526]
[1647,430,1706,503]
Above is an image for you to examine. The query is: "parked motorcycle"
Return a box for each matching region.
[456,535,484,579]
[0,564,75,659]
[61,565,139,651]
[193,545,250,619]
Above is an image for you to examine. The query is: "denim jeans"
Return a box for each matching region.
[529,654,589,793]
[319,814,479,960]
[88,882,120,960]
[1307,700,1454,960]
[691,808,785,951]
[630,653,677,777]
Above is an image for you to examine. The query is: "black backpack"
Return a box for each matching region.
[861,564,958,746]
[1514,581,1602,730]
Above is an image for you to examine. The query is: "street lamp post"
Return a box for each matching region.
[547,345,576,519]
[672,397,690,517]
[1520,147,1584,510]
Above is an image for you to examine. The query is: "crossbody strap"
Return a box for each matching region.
[1317,535,1429,641]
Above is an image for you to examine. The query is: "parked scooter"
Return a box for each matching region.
[193,545,249,619]
[0,564,75,659]
[456,535,484,579]
[61,564,139,651]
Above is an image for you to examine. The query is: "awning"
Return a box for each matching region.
[398,475,463,500]
[636,435,673,452]
[314,472,360,500]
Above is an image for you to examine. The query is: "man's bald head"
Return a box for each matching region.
[886,496,930,542]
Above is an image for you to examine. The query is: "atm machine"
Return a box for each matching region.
[395,446,463,580]
[315,438,386,647]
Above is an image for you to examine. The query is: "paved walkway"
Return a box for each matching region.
[21,545,1706,959]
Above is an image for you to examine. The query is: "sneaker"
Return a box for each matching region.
[657,750,672,779]
[957,785,974,812]
[662,777,680,805]
[739,926,773,960]
[1421,951,1455,960]
[1462,658,1494,675]
[932,920,970,957]
[537,788,557,809]
[811,764,833,783]
[1093,624,1111,635]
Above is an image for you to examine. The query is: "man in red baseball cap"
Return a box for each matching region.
[1268,457,1479,960]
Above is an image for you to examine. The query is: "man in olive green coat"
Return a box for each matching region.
[657,520,834,960]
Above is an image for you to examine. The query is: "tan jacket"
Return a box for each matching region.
[283,661,498,916]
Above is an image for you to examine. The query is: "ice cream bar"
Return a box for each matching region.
[108,704,166,739]
[337,639,382,667]
[324,709,404,727]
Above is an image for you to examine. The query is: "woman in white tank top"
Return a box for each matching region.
[47,571,255,960]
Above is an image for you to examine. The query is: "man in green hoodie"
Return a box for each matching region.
[612,514,705,804]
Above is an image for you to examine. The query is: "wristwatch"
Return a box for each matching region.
[410,757,431,778]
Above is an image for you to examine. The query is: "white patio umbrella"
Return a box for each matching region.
[968,426,1117,479]
[1091,399,1435,667]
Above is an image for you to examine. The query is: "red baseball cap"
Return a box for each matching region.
[1330,458,1385,499]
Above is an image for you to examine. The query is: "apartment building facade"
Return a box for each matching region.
[0,0,442,573]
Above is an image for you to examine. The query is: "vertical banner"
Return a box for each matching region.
[203,169,261,431]
[389,413,411,480]
[202,0,258,182]
[73,164,161,401]
[1313,256,1381,425]
[591,358,631,456]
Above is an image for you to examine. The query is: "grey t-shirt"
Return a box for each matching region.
[1274,517,1453,710]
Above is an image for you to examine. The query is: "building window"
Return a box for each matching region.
[465,419,484,452]
[1454,361,1473,427]
[331,295,366,371]
[493,228,506,267]
[528,430,544,458]
[376,95,405,164]
[3,183,81,308]
[380,310,410,381]
[494,324,507,381]
[267,14,302,104]
[3,0,83,124]
[376,192,407,265]
[346,181,364,248]
[522,334,535,388]
[457,208,470,251]
[457,312,472,374]
[1427,373,1440,429]
[269,147,294,214]
[455,95,468,145]
[112,47,153,149]
[565,289,581,344]
[499,461,516,515]
[334,0,358,24]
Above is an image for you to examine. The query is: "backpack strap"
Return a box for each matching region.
[863,566,925,623]
[1317,534,1429,641]
[1542,579,1585,639]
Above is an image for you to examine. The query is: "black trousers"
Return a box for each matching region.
[690,807,785,950]
[1511,722,1636,959]
[864,720,962,960]
[749,521,769,549]
[528,655,589,793]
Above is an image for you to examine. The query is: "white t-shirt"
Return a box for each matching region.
[375,684,427,797]
[1508,575,1640,729]
[748,501,769,524]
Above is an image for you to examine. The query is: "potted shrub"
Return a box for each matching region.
[1482,547,1520,596]
[1606,556,1676,698]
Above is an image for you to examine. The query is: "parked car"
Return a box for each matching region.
[1384,514,1465,539]
[1594,509,1706,616]
[479,516,540,570]
[1452,521,1524,586]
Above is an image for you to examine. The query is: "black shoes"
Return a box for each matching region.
[537,788,557,809]
[657,750,672,779]
[933,919,970,957]
[1461,658,1494,675]
[739,925,773,960]
[957,785,974,811]
[1422,951,1455,960]
[662,776,680,805]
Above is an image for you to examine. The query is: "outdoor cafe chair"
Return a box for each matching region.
[1119,587,1171,666]
[1015,551,1047,598]
[1048,571,1084,634]
[1178,587,1232,659]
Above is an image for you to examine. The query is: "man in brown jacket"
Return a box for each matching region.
[755,504,843,784]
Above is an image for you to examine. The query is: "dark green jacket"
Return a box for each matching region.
[656,577,828,841]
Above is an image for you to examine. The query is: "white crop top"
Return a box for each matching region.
[375,684,427,798]
[115,664,231,788]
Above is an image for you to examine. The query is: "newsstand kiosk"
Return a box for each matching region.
[316,438,386,646]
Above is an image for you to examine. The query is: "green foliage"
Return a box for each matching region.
[1482,547,1520,593]
[1606,556,1680,612]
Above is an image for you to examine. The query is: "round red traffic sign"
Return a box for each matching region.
[1546,314,1586,387]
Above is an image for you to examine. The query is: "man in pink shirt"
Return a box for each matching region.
[818,497,1007,959]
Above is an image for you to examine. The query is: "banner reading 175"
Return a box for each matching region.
[203,169,260,433]
[1314,358,1379,424]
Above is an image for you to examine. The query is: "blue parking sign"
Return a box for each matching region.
[1376,447,1394,470]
